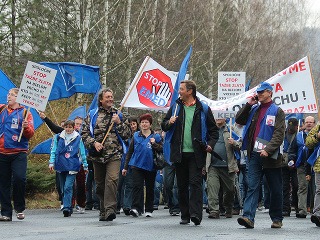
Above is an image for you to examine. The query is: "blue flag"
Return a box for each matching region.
[88,90,99,113]
[0,69,44,130]
[40,62,101,100]
[163,46,193,165]
[31,138,53,154]
[67,105,86,120]
[170,46,193,106]
[245,78,252,91]
[0,69,15,104]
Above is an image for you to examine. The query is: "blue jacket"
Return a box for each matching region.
[50,130,88,172]
[0,107,29,150]
[242,103,279,151]
[126,131,162,172]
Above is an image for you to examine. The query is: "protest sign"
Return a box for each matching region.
[121,57,177,111]
[16,61,57,111]
[218,72,246,100]
[199,56,317,114]
[123,56,317,114]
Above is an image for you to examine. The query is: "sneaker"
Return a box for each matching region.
[237,216,254,228]
[0,215,12,221]
[16,212,25,220]
[282,211,290,217]
[208,212,220,219]
[145,212,152,217]
[63,210,71,217]
[311,215,320,227]
[170,212,180,216]
[85,205,93,210]
[60,205,64,210]
[130,209,139,217]
[296,212,307,218]
[77,207,85,214]
[123,208,131,216]
[232,209,240,215]
[153,205,159,210]
[271,221,283,228]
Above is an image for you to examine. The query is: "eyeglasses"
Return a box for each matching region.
[7,93,17,97]
[257,90,269,94]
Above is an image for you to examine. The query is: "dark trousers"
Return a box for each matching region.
[0,153,27,218]
[131,167,156,214]
[282,167,298,212]
[176,152,203,221]
[72,165,86,208]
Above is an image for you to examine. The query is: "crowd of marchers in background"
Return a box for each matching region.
[1,80,320,229]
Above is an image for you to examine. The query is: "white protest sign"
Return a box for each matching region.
[198,56,317,114]
[123,56,317,114]
[121,57,177,111]
[218,72,246,100]
[16,61,57,111]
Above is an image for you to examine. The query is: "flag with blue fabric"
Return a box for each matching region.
[163,46,193,164]
[40,62,101,100]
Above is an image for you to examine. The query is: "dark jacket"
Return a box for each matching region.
[161,98,219,168]
[289,130,313,175]
[235,102,285,168]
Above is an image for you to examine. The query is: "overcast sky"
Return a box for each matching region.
[306,0,320,27]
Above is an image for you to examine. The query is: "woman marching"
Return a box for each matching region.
[122,113,163,217]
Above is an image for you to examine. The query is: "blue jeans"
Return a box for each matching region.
[58,172,76,212]
[0,153,27,218]
[154,171,163,206]
[163,165,180,213]
[203,178,208,205]
[122,169,133,210]
[243,152,283,222]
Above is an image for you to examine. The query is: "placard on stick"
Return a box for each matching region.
[16,61,57,111]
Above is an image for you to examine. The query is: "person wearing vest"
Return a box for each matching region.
[207,118,240,219]
[235,82,285,229]
[161,80,219,226]
[281,118,299,217]
[49,120,88,217]
[0,88,34,221]
[305,122,320,227]
[122,113,163,218]
[81,88,131,221]
[288,116,315,218]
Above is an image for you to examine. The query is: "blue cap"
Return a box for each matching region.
[256,82,273,92]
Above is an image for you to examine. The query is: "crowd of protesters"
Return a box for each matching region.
[1,81,320,230]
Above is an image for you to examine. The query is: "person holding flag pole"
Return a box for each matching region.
[0,88,34,221]
[161,46,219,226]
[81,88,131,221]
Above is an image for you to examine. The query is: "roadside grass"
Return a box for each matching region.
[26,192,60,209]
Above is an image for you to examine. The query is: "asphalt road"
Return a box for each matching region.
[1,207,319,240]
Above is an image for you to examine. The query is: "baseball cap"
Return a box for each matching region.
[256,82,273,92]
[287,118,298,130]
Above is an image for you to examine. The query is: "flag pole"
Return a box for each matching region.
[18,107,30,142]
[307,56,320,120]
[229,118,232,138]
